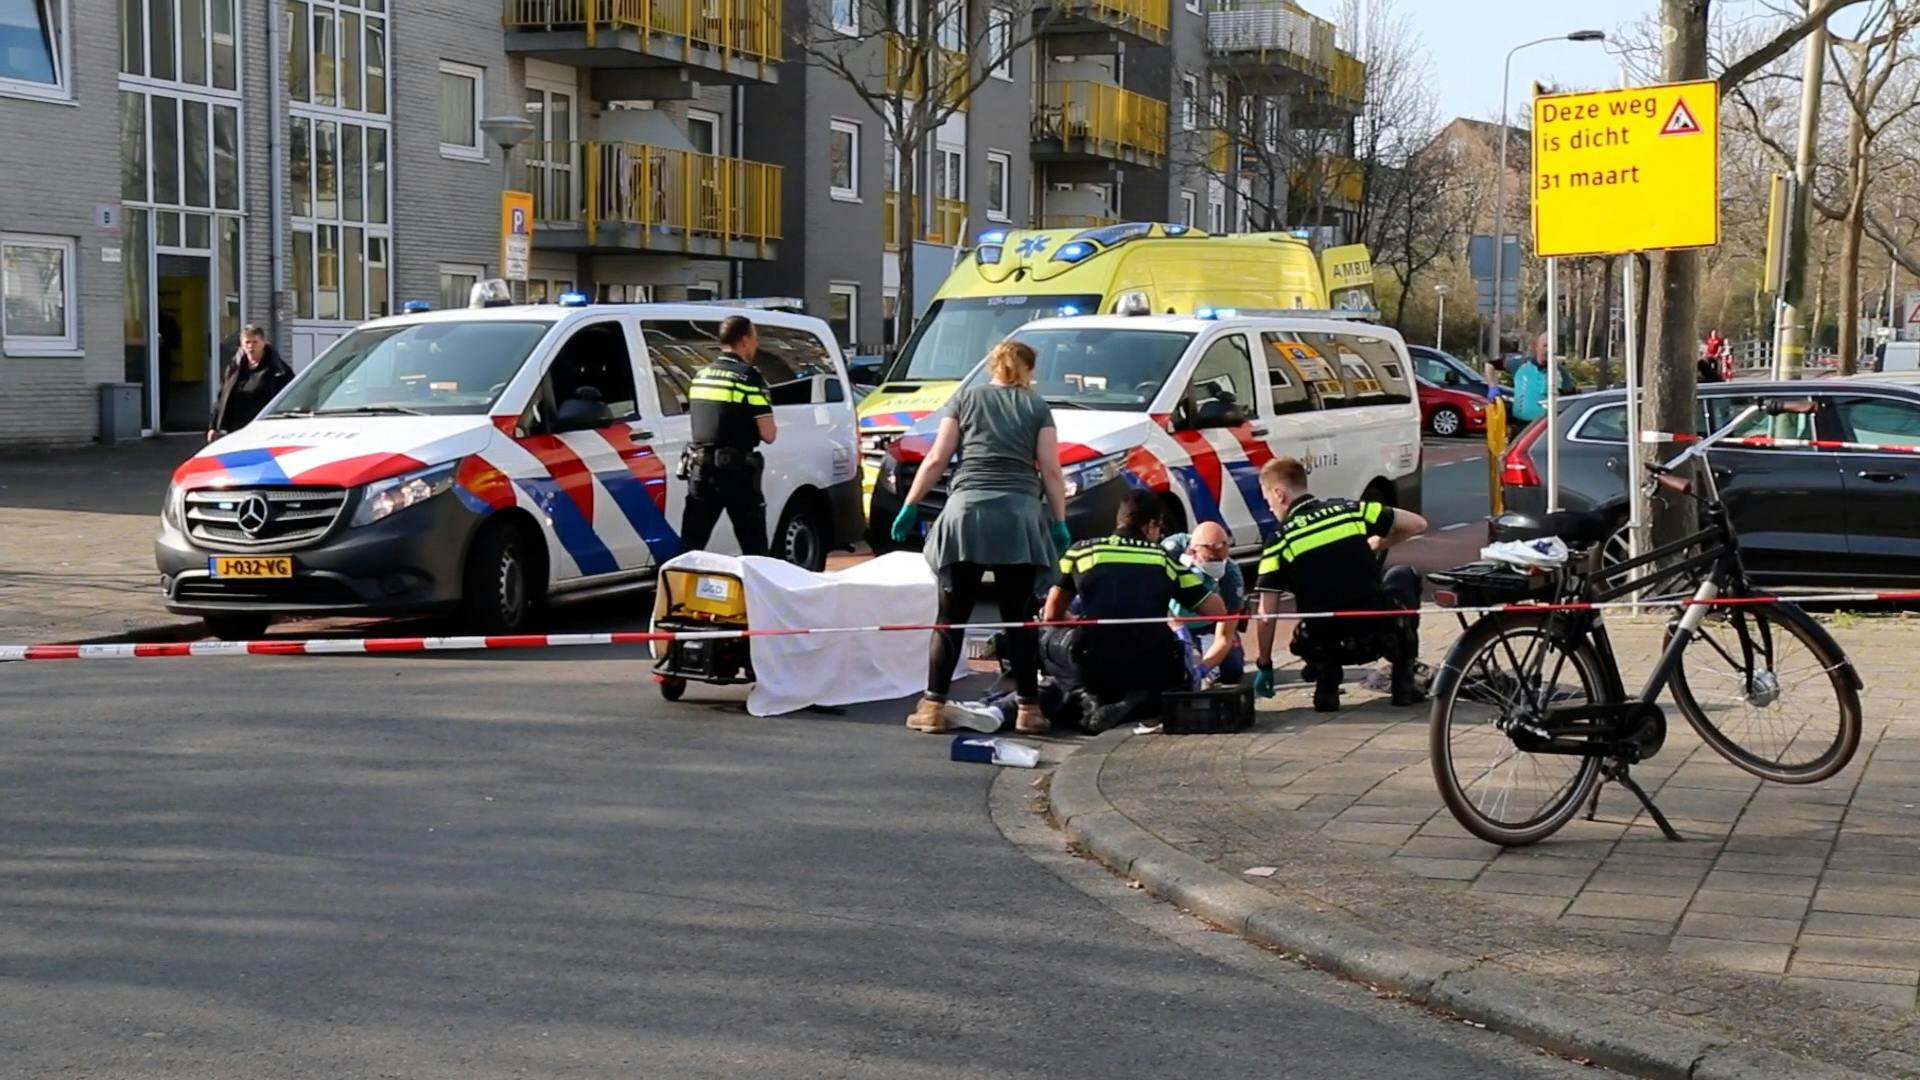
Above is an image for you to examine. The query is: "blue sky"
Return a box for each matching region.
[1304,0,1659,122]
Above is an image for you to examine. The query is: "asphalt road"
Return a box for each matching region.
[0,653,1613,1079]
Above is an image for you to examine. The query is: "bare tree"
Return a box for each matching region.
[793,0,1054,335]
[1370,139,1480,330]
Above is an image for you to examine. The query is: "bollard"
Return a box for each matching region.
[1484,396,1507,517]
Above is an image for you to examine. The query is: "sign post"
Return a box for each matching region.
[500,191,534,289]
[1532,78,1719,530]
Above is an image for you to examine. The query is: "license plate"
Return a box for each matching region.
[208,555,293,579]
[695,575,732,601]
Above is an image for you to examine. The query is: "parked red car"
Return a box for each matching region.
[1416,376,1488,437]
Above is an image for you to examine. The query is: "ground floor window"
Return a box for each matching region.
[1,233,77,355]
[439,263,484,309]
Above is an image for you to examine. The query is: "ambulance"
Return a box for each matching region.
[156,290,863,639]
[858,222,1375,526]
[867,312,1422,554]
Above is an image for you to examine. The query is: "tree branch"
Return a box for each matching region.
[1717,0,1873,94]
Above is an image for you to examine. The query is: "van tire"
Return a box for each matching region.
[204,613,272,641]
[776,498,828,571]
[463,519,540,634]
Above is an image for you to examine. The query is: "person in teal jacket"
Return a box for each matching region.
[1511,332,1550,425]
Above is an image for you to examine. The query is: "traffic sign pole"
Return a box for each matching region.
[1546,257,1561,513]
[1624,251,1645,614]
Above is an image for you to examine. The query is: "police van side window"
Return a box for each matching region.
[748,325,843,405]
[1259,333,1314,415]
[1326,332,1413,406]
[1178,333,1257,428]
[537,321,639,429]
[642,322,709,417]
[1263,332,1349,409]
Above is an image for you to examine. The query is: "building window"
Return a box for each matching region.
[438,61,485,160]
[829,118,860,202]
[685,279,723,302]
[1208,197,1226,235]
[883,289,899,348]
[1180,75,1198,132]
[686,108,719,156]
[1180,190,1197,228]
[989,7,1013,80]
[1262,98,1280,151]
[1210,86,1225,128]
[1,0,68,99]
[439,263,484,310]
[290,1,393,324]
[830,0,856,34]
[828,283,858,348]
[1,234,77,355]
[986,150,1011,222]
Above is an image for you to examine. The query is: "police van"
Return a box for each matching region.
[868,312,1422,553]
[157,289,863,639]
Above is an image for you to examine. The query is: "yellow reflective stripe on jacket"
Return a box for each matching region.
[690,376,770,407]
[1281,510,1366,550]
[1361,501,1385,525]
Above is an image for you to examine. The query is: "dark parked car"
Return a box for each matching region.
[1409,345,1507,399]
[1501,380,1920,587]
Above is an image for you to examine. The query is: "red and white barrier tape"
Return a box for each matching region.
[6,589,1920,663]
[1642,430,1920,454]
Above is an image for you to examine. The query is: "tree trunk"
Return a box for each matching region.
[1837,101,1870,375]
[1594,258,1614,385]
[1643,0,1709,552]
[1815,231,1832,354]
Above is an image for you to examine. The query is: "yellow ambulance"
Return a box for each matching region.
[857,222,1374,508]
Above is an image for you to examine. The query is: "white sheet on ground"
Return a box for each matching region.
[652,551,962,717]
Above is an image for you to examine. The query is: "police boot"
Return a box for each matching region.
[906,696,949,733]
[1390,659,1428,707]
[1314,667,1343,713]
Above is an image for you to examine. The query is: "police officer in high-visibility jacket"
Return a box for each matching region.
[1250,456,1428,711]
[681,315,777,556]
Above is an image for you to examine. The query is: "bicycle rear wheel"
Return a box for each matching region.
[1668,602,1861,784]
[1430,612,1608,847]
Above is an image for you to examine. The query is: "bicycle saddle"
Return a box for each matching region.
[1489,509,1615,546]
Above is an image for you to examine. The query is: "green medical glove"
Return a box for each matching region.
[1253,664,1276,699]
[891,502,920,543]
[1051,519,1073,551]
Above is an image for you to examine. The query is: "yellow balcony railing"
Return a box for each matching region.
[519,140,781,255]
[1330,51,1366,106]
[1206,127,1232,173]
[1037,81,1167,164]
[1049,0,1170,43]
[503,0,782,67]
[886,35,971,112]
[1040,213,1122,230]
[883,192,968,248]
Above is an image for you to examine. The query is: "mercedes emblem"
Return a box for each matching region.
[236,494,272,537]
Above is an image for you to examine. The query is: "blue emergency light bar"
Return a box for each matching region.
[401,300,432,313]
[1196,307,1239,319]
[557,291,591,307]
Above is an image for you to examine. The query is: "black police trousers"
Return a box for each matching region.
[1073,626,1189,704]
[680,459,768,558]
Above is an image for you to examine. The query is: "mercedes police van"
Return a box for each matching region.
[869,311,1423,554]
[157,287,863,639]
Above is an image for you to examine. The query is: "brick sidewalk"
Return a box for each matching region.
[0,438,193,643]
[1086,617,1920,1077]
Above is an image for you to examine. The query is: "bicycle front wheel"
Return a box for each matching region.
[1430,613,1608,847]
[1669,602,1861,784]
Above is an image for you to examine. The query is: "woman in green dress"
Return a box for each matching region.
[891,340,1070,734]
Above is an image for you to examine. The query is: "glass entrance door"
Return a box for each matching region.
[156,253,214,432]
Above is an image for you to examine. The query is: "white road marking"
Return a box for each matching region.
[1440,522,1471,532]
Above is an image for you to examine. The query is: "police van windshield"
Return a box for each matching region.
[981,326,1196,412]
[266,320,553,417]
[887,294,1103,383]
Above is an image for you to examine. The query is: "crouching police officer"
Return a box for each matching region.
[681,316,778,556]
[1250,457,1428,711]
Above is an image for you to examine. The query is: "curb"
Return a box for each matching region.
[1050,728,1874,1080]
[66,620,205,646]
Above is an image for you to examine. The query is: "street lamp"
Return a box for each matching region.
[479,114,537,191]
[1434,283,1450,348]
[1489,30,1606,365]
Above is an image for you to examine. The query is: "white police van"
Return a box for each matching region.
[869,311,1422,552]
[157,286,863,638]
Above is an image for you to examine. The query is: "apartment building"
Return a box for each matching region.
[0,0,1355,446]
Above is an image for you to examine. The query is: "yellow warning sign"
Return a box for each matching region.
[1531,79,1719,258]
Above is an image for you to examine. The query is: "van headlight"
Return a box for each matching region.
[161,482,186,530]
[350,463,457,527]
[1063,453,1127,498]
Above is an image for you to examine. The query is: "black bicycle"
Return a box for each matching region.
[1426,398,1864,847]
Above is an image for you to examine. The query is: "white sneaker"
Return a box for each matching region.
[942,701,1005,733]
[1481,537,1571,570]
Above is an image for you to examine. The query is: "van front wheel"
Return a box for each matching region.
[463,520,540,633]
[776,499,828,572]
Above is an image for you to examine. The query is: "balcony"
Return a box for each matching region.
[1206,127,1231,173]
[1207,0,1364,111]
[1039,213,1122,230]
[886,36,971,112]
[884,192,968,250]
[503,0,780,87]
[1035,0,1170,47]
[1031,82,1167,168]
[517,141,780,260]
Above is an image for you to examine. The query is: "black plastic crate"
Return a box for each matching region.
[1160,684,1256,734]
[1426,561,1555,607]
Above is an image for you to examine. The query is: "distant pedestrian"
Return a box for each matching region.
[680,315,777,557]
[893,339,1070,735]
[1510,332,1550,425]
[208,325,293,440]
[1700,328,1727,384]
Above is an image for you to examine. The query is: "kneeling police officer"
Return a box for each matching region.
[681,315,777,556]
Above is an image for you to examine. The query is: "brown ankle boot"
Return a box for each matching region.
[906,697,949,733]
[1014,702,1049,734]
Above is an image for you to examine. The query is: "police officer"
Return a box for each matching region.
[1250,457,1428,711]
[681,315,777,556]
[1042,490,1227,732]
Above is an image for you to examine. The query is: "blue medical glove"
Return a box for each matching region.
[1050,519,1073,551]
[891,502,920,543]
[1252,664,1276,699]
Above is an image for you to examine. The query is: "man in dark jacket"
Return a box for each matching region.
[208,324,294,439]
